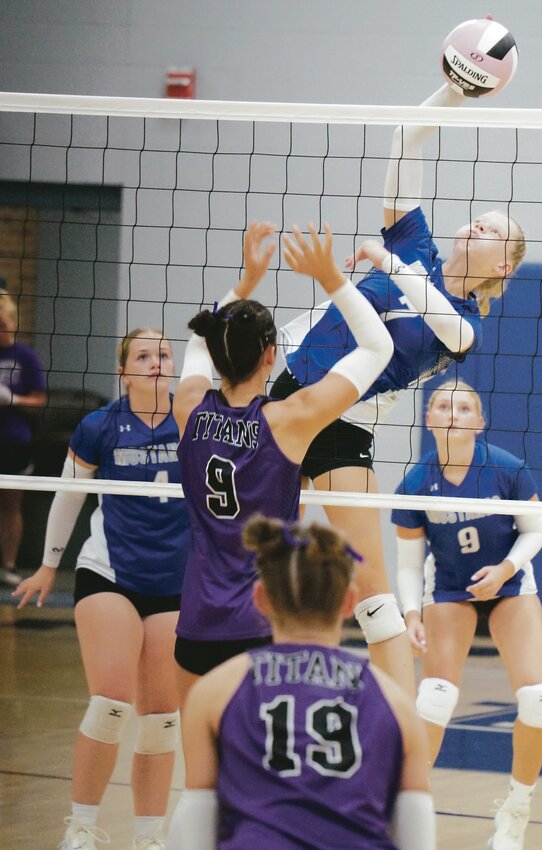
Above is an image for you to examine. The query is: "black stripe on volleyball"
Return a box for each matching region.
[486,32,517,60]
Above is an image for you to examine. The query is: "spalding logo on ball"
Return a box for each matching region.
[441,17,518,97]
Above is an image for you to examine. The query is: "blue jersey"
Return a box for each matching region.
[391,442,539,603]
[70,394,190,596]
[282,208,482,429]
[218,644,403,850]
[177,390,301,641]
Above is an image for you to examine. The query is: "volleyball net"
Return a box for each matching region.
[0,91,541,515]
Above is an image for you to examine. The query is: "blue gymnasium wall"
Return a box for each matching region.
[421,262,542,593]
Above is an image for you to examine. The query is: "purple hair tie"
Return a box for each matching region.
[344,544,364,563]
[282,524,363,562]
[281,526,310,549]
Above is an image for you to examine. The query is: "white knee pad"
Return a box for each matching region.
[134,711,180,755]
[79,694,132,744]
[354,593,407,644]
[516,684,542,728]
[416,678,459,728]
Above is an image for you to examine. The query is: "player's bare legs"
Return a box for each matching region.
[489,596,542,785]
[73,593,143,803]
[176,665,200,711]
[132,611,179,816]
[0,488,23,581]
[420,601,477,765]
[313,465,416,697]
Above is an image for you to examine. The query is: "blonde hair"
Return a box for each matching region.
[427,378,484,421]
[473,216,525,317]
[117,327,168,369]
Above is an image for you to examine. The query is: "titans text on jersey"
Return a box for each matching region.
[191,411,260,449]
[251,649,364,691]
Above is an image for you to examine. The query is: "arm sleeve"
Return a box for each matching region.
[328,279,393,395]
[506,512,542,573]
[396,535,426,615]
[390,790,436,850]
[166,789,218,850]
[383,84,465,212]
[42,455,96,568]
[180,334,214,383]
[180,288,241,382]
[381,253,474,354]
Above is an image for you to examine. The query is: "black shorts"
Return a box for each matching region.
[0,443,34,475]
[74,567,181,619]
[270,368,374,479]
[174,634,272,676]
[471,595,508,636]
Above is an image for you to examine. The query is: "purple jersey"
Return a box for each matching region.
[218,644,403,850]
[177,391,301,641]
[0,342,46,444]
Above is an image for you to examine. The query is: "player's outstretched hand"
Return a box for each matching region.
[236,221,276,299]
[12,564,57,609]
[345,238,390,272]
[283,223,345,294]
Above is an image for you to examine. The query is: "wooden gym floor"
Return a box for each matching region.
[1,596,541,850]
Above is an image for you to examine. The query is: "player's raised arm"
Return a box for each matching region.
[274,223,393,445]
[174,221,276,434]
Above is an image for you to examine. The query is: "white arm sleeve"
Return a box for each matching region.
[381,254,475,354]
[179,288,241,382]
[179,333,214,383]
[383,84,465,211]
[506,513,542,572]
[328,279,394,395]
[42,455,96,568]
[390,790,436,850]
[396,535,426,615]
[166,789,218,850]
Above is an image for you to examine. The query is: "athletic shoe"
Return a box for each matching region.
[488,800,530,850]
[58,818,111,849]
[0,566,21,586]
[133,836,166,850]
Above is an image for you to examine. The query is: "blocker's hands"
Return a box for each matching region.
[283,223,345,294]
[236,221,276,299]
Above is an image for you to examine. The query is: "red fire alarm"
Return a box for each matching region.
[165,67,196,99]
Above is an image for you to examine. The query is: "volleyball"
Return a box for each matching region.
[440,18,518,98]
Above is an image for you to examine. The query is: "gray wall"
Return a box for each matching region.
[0,1,539,105]
[2,0,542,572]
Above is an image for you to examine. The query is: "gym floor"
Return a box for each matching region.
[1,586,541,850]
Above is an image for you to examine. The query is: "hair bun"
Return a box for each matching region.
[188,309,222,337]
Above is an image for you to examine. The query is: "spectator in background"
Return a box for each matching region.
[0,286,46,586]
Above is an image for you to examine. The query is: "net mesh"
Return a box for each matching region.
[0,93,541,517]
